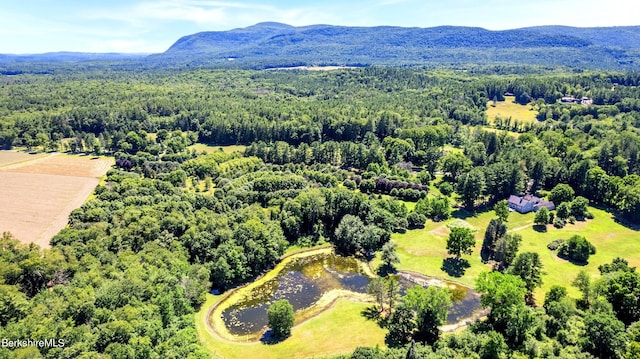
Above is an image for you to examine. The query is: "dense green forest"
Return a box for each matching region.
[1,66,640,358]
[143,23,640,69]
[4,24,640,70]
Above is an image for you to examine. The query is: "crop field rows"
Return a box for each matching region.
[0,151,113,248]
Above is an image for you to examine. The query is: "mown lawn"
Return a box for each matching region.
[196,246,386,358]
[196,295,385,359]
[377,210,498,289]
[514,207,640,300]
[384,206,640,303]
[189,143,247,154]
[486,96,538,125]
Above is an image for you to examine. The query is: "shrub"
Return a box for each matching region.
[343,179,357,190]
[417,171,431,185]
[558,235,595,263]
[547,239,566,251]
[568,216,576,224]
[553,217,565,228]
[407,212,427,229]
[584,211,595,220]
[437,181,454,196]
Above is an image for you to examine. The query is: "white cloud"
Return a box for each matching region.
[3,0,638,54]
[83,0,349,30]
[84,1,274,27]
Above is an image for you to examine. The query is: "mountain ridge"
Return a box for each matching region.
[3,23,640,70]
[154,23,640,69]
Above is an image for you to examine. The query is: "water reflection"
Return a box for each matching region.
[222,252,480,335]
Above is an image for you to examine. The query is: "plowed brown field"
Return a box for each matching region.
[0,152,113,248]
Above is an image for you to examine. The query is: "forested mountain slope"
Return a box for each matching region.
[153,22,640,69]
[4,23,640,70]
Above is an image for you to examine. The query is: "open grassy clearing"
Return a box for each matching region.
[443,144,463,155]
[513,207,640,300]
[383,206,640,302]
[197,294,384,359]
[0,152,113,248]
[481,127,521,138]
[197,247,385,358]
[486,95,538,125]
[189,143,247,154]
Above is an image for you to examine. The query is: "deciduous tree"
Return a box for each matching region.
[493,200,510,223]
[458,167,486,209]
[509,252,543,295]
[534,207,549,226]
[549,184,575,205]
[403,286,452,345]
[268,299,295,339]
[446,227,475,260]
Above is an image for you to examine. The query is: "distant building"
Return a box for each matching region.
[560,96,592,105]
[508,194,555,214]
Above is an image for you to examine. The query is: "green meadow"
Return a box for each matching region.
[196,295,386,359]
[486,95,539,125]
[380,206,640,302]
[188,143,247,154]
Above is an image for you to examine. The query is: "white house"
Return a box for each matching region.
[508,194,555,214]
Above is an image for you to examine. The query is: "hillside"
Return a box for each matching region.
[0,52,147,63]
[523,25,640,48]
[3,23,640,70]
[152,22,640,69]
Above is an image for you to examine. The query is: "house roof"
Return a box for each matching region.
[537,200,555,209]
[508,195,526,205]
[523,194,542,203]
[509,194,555,210]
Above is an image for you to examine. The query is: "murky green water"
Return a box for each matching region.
[221,252,481,335]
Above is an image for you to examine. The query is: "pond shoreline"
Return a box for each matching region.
[206,246,337,342]
[204,246,485,343]
[395,270,489,332]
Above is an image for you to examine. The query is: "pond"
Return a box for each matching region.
[221,252,481,335]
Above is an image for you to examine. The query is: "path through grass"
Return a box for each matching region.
[385,206,640,302]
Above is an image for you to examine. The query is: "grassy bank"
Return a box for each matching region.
[196,246,386,358]
[196,294,385,359]
[383,206,640,301]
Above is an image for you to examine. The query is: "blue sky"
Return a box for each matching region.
[1,0,637,54]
